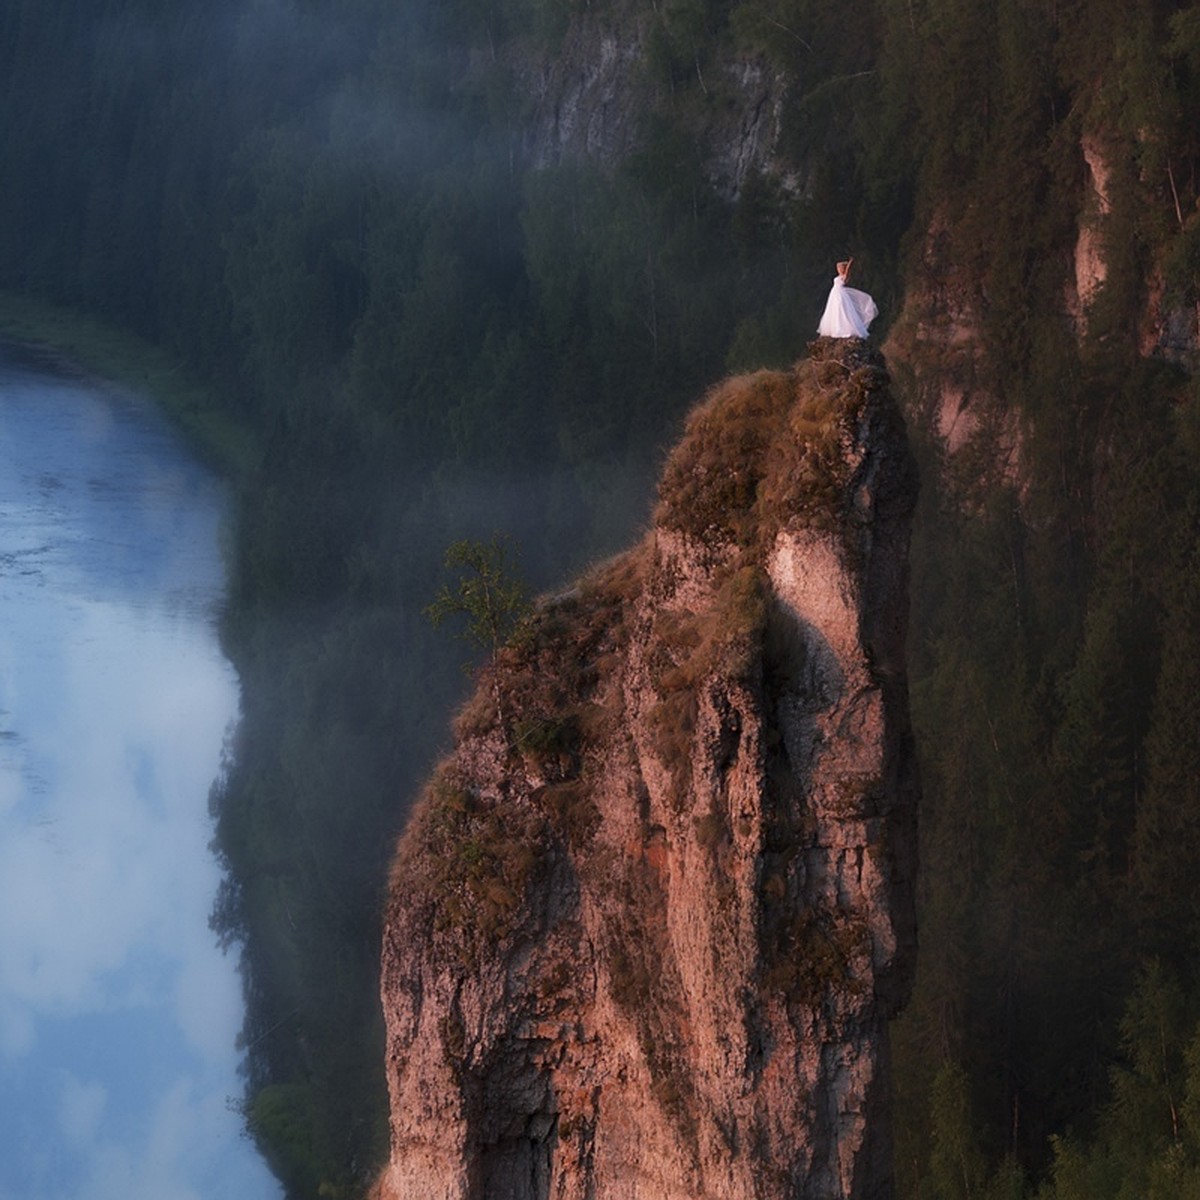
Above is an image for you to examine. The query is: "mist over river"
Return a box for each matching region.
[0,344,279,1199]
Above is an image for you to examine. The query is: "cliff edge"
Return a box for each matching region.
[375,340,920,1200]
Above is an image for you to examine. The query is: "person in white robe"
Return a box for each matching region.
[817,258,878,338]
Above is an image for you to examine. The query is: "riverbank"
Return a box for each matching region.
[0,290,256,479]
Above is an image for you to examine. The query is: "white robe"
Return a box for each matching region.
[817,275,878,338]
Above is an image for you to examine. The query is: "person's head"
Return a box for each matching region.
[836,259,851,279]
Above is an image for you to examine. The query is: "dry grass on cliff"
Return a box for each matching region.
[452,540,650,742]
[655,368,795,544]
[655,344,890,548]
[642,563,767,806]
[391,748,606,948]
[762,906,871,1005]
[506,551,646,754]
[391,541,656,944]
[389,762,545,944]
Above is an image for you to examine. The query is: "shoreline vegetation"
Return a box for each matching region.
[0,290,257,480]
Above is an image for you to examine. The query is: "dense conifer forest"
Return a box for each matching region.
[3,1,1200,1196]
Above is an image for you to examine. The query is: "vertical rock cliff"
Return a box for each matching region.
[375,339,919,1200]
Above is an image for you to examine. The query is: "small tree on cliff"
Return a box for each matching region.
[426,534,530,727]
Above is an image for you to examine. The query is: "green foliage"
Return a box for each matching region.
[246,1084,332,1199]
[891,324,1200,1189]
[1034,965,1200,1200]
[426,535,532,665]
[927,1061,988,1200]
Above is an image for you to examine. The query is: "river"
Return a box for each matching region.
[0,344,280,1199]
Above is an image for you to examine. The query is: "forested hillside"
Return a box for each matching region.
[2,1,1199,1197]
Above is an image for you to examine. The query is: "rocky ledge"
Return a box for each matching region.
[374,339,920,1200]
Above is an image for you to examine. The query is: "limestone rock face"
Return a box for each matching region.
[505,15,790,200]
[374,340,919,1200]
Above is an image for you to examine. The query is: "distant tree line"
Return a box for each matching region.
[2,1,1200,1197]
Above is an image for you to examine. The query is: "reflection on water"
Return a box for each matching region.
[0,345,280,1200]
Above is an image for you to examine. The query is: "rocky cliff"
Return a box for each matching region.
[502,11,791,199]
[374,339,919,1200]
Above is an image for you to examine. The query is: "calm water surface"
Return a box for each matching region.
[0,345,279,1200]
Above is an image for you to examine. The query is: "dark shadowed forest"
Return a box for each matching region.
[3,0,1200,1197]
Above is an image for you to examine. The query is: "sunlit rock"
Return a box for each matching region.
[374,340,919,1200]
